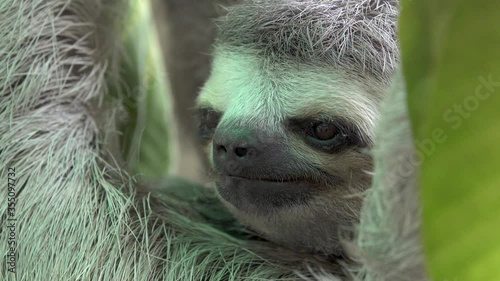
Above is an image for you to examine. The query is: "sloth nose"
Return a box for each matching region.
[213,129,261,175]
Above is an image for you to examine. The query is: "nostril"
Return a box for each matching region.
[234,147,247,157]
[216,145,227,154]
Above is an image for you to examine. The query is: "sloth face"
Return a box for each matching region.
[195,49,385,254]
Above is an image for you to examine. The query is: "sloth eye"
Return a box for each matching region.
[303,120,348,152]
[306,122,342,149]
[196,107,222,141]
[288,117,369,152]
[310,123,337,140]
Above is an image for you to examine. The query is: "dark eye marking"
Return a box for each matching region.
[196,107,222,142]
[288,117,370,152]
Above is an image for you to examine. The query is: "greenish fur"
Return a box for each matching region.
[0,0,425,280]
[0,0,341,280]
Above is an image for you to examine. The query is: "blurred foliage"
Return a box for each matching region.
[113,0,173,178]
[400,0,500,280]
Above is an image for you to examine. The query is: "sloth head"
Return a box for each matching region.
[195,0,399,255]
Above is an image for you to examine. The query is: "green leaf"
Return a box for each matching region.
[114,0,173,178]
[400,0,500,280]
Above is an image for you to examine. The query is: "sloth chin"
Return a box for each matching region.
[215,174,318,214]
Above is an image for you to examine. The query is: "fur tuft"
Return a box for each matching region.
[345,71,428,281]
[216,0,399,82]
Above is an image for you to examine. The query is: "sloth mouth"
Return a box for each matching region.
[229,175,310,183]
[216,175,315,211]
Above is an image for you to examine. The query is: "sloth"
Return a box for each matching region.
[194,0,399,255]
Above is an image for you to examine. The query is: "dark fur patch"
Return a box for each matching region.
[287,116,372,152]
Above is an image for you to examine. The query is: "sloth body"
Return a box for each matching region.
[195,0,399,255]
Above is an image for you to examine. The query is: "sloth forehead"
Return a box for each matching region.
[197,48,382,132]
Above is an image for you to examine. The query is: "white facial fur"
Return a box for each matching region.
[198,47,385,138]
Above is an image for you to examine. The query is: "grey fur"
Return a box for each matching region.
[216,0,399,82]
[0,0,426,279]
[0,0,347,279]
[345,71,428,281]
